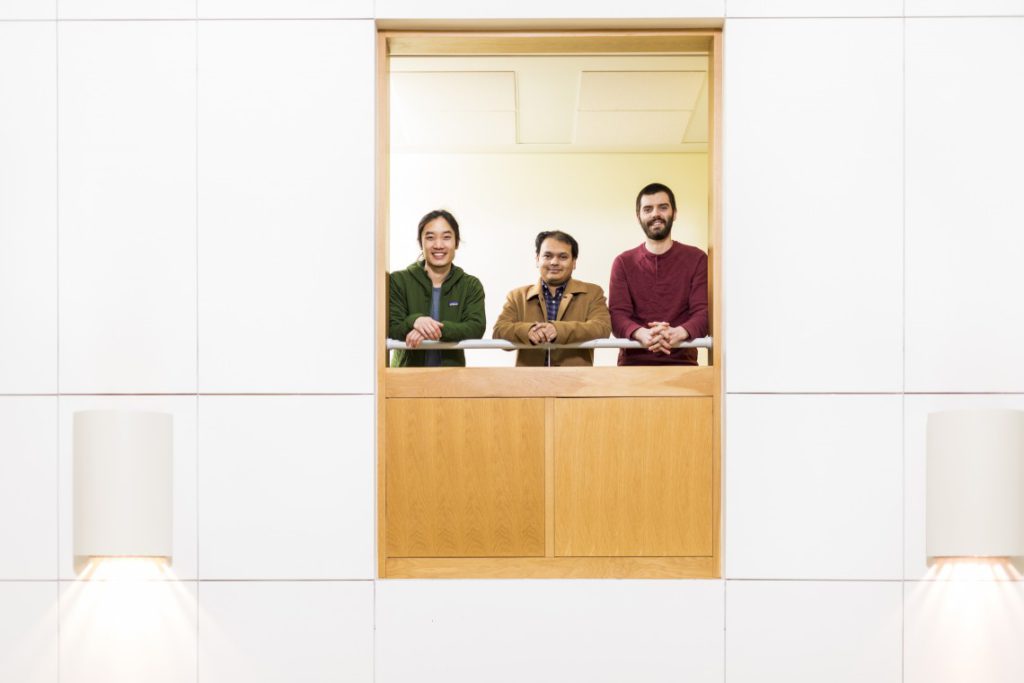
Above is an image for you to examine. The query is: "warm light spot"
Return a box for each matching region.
[80,557,174,582]
[925,557,1023,582]
[908,558,1024,681]
[61,558,195,679]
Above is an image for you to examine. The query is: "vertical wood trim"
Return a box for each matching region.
[545,396,555,558]
[376,31,390,578]
[709,30,724,574]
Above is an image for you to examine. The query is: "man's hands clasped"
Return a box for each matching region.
[527,322,558,345]
[634,321,689,354]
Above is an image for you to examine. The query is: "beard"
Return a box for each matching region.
[640,214,673,241]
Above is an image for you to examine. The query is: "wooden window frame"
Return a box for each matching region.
[376,29,723,579]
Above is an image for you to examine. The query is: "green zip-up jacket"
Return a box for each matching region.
[388,261,486,367]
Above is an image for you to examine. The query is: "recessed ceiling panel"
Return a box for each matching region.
[393,110,517,148]
[390,71,516,112]
[578,71,706,111]
[575,111,693,146]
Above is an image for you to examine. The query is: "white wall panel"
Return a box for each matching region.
[375,0,724,18]
[376,580,724,683]
[905,18,1024,392]
[197,396,373,579]
[0,582,58,683]
[198,582,372,683]
[199,0,372,18]
[906,0,1024,15]
[58,21,196,394]
[725,395,902,579]
[0,23,57,394]
[724,19,903,392]
[0,0,54,19]
[903,394,1024,579]
[58,396,198,580]
[198,20,373,394]
[728,0,901,16]
[0,398,57,579]
[58,0,193,19]
[905,581,1024,683]
[60,580,196,683]
[726,581,902,683]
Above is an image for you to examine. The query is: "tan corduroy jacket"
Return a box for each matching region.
[492,278,612,366]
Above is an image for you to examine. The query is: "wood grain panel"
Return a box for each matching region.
[386,556,716,579]
[386,398,545,558]
[386,366,713,398]
[555,397,713,557]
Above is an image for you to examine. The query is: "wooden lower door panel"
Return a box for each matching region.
[554,397,713,557]
[385,398,545,558]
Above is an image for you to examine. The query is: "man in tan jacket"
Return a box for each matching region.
[493,230,612,366]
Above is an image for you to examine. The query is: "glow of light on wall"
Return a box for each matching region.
[907,559,1024,681]
[61,558,195,680]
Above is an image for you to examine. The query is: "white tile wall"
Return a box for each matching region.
[903,394,1024,579]
[0,582,58,683]
[198,581,373,683]
[198,0,372,18]
[905,580,1024,683]
[905,0,1024,15]
[905,18,1024,392]
[197,20,374,394]
[375,0,725,18]
[58,21,197,394]
[376,580,724,683]
[723,18,903,393]
[59,579,196,683]
[725,395,903,579]
[726,581,902,683]
[197,396,374,579]
[0,0,55,19]
[728,0,902,16]
[3,10,1024,683]
[0,22,57,395]
[0,398,57,579]
[58,396,198,580]
[57,0,194,19]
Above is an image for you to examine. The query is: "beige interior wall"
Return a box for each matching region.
[389,152,709,366]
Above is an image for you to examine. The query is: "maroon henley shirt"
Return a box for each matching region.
[608,240,709,366]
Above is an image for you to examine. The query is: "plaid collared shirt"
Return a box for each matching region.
[542,282,567,321]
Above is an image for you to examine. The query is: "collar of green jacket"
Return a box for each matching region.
[526,277,589,301]
[404,260,465,294]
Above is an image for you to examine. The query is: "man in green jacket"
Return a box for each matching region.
[388,210,486,367]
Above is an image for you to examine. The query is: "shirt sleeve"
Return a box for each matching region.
[608,255,643,340]
[388,273,412,340]
[492,290,535,343]
[679,251,709,340]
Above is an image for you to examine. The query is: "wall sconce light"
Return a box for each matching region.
[73,410,173,568]
[927,409,1024,560]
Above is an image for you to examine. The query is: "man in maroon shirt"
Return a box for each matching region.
[608,182,709,366]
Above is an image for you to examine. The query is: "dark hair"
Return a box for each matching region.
[635,182,677,214]
[535,230,579,259]
[417,209,460,247]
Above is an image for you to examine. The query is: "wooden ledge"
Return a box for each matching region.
[385,556,717,579]
[385,365,713,398]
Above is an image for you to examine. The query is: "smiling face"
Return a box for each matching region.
[420,216,458,270]
[536,237,577,287]
[637,191,676,241]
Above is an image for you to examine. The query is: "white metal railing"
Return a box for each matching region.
[385,336,713,351]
